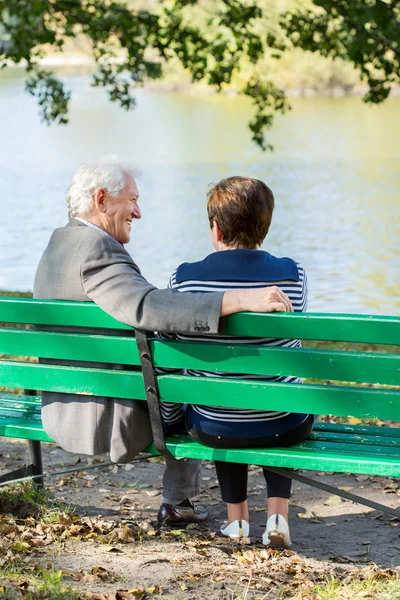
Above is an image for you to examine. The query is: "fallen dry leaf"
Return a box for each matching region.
[324,495,342,506]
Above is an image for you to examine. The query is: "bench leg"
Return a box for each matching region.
[29,440,44,488]
[0,441,44,487]
[264,467,400,519]
[0,465,34,485]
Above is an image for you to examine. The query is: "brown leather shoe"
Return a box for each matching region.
[157,501,209,527]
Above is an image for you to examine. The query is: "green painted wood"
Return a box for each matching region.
[0,298,131,330]
[1,329,399,385]
[152,340,400,386]
[145,438,400,477]
[1,361,399,419]
[0,405,41,417]
[0,297,399,344]
[0,393,41,407]
[0,395,42,421]
[0,417,53,442]
[293,440,400,457]
[0,410,41,421]
[309,430,400,447]
[223,312,400,345]
[0,328,139,365]
[0,361,146,399]
[314,421,400,438]
[156,375,400,421]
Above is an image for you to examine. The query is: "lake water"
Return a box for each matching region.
[0,68,399,314]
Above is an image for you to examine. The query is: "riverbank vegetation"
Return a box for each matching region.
[1,0,399,149]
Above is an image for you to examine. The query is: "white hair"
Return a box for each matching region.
[66,155,137,217]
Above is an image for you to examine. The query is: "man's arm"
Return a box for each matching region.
[221,286,293,316]
[82,236,222,333]
[82,236,292,333]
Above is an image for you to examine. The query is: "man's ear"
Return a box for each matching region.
[93,188,107,213]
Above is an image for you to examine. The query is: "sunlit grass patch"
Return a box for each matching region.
[0,563,80,600]
[307,572,400,600]
[0,482,69,521]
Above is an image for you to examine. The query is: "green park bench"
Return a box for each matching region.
[0,296,399,518]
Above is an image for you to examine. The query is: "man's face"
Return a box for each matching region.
[102,175,141,244]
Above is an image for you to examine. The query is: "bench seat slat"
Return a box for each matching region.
[0,393,41,408]
[310,430,400,447]
[0,417,53,442]
[146,437,400,478]
[313,422,400,438]
[0,406,41,417]
[295,439,400,457]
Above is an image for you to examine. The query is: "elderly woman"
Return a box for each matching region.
[161,176,313,547]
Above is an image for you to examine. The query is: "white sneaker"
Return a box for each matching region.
[262,514,291,548]
[220,519,250,539]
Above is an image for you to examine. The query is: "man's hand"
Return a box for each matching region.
[221,286,293,316]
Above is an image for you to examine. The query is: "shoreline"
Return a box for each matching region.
[3,55,400,99]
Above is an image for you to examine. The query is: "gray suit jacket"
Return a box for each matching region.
[33,219,222,462]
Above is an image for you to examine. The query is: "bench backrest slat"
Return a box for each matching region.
[157,376,400,421]
[1,359,399,421]
[224,312,400,345]
[0,361,145,399]
[1,298,399,428]
[1,328,399,386]
[0,298,399,344]
[0,328,139,365]
[153,340,400,386]
[0,298,131,329]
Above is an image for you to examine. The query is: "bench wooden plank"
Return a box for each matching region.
[1,298,399,344]
[2,329,399,385]
[1,361,399,420]
[157,375,400,421]
[310,430,400,447]
[0,361,146,398]
[0,416,53,442]
[0,298,130,330]
[314,421,400,438]
[294,439,400,457]
[146,438,400,477]
[0,298,399,509]
[0,328,138,365]
[0,393,41,408]
[223,312,400,345]
[152,340,400,385]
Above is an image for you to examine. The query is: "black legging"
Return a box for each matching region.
[188,415,314,504]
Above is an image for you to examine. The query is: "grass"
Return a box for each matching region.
[0,482,72,522]
[311,573,400,600]
[0,484,79,599]
[0,291,32,298]
[0,563,80,600]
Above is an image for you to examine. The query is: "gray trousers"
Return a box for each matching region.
[162,458,201,504]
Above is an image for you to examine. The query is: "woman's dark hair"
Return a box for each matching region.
[207,176,275,249]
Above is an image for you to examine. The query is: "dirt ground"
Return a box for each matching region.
[1,438,400,599]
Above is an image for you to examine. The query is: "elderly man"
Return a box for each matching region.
[34,156,291,526]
